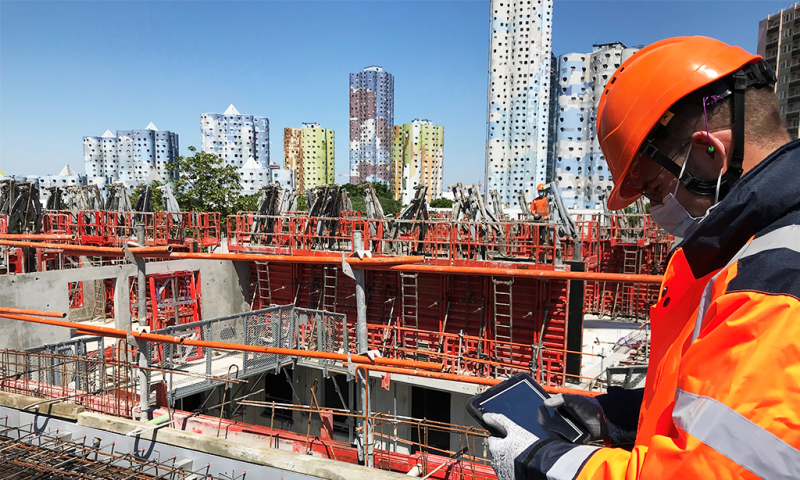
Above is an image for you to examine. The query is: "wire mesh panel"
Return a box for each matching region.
[295,308,348,366]
[156,320,213,401]
[244,307,284,374]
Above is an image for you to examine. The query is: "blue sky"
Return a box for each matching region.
[0,0,789,187]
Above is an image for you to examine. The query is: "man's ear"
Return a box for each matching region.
[690,129,731,173]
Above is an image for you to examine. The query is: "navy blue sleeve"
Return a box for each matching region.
[596,387,644,450]
[514,439,599,480]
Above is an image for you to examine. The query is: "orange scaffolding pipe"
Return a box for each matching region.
[390,264,664,284]
[349,364,600,397]
[0,312,443,371]
[0,240,172,258]
[168,252,424,267]
[0,307,66,318]
[0,234,77,242]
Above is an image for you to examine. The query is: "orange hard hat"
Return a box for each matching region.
[597,36,763,210]
[536,183,545,191]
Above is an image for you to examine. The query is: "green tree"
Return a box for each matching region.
[171,147,242,217]
[296,194,308,211]
[129,180,164,211]
[340,182,402,215]
[430,197,453,208]
[235,192,261,213]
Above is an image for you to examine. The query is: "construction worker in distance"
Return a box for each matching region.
[530,184,551,256]
[530,183,549,221]
[486,36,800,480]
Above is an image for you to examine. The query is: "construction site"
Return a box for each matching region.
[0,178,670,479]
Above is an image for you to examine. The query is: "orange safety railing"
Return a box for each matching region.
[361,324,603,387]
[42,210,220,249]
[227,213,559,263]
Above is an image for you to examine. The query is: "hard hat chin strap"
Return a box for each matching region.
[639,62,775,200]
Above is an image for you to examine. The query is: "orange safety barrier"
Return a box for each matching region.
[42,210,220,249]
[226,213,560,263]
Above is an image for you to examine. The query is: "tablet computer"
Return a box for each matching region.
[466,372,589,444]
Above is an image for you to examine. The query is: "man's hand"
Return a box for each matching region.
[544,394,608,441]
[485,413,539,480]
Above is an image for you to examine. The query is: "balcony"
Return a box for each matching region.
[792,64,800,72]
[788,94,800,103]
[767,40,779,50]
[790,79,800,89]
[769,24,779,34]
[785,111,799,120]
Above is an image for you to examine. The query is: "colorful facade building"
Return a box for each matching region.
[83,122,178,191]
[484,0,555,206]
[349,66,394,185]
[390,119,444,203]
[283,123,334,194]
[553,42,640,210]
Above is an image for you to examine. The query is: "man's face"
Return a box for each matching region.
[620,131,730,217]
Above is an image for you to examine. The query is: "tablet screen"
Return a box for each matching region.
[479,378,583,442]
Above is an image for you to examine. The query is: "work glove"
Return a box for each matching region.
[485,413,539,480]
[542,394,608,441]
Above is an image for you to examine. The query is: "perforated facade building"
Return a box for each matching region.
[553,43,639,210]
[201,105,269,168]
[350,66,394,185]
[284,123,335,194]
[485,0,554,206]
[201,104,271,194]
[83,123,179,191]
[390,119,444,203]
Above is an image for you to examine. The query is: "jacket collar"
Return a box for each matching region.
[681,138,800,279]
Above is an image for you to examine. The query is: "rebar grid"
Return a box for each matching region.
[0,348,245,419]
[0,422,227,480]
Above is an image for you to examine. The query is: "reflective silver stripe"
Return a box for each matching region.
[673,389,800,479]
[736,224,800,260]
[692,224,800,342]
[546,445,599,480]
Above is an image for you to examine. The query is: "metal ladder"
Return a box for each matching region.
[613,249,641,319]
[400,273,419,346]
[492,278,514,375]
[252,262,272,309]
[91,279,105,321]
[320,266,338,312]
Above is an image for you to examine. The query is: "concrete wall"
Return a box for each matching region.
[0,259,249,350]
[0,271,73,350]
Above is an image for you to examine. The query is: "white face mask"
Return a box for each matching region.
[649,147,722,238]
[650,193,705,238]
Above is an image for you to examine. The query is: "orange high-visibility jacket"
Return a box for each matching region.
[532,197,549,219]
[516,140,800,480]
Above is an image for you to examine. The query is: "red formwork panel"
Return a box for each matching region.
[246,261,571,386]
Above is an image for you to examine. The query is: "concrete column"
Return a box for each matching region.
[113,269,131,331]
[352,231,372,466]
[136,224,147,327]
[136,224,150,421]
[354,231,367,351]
